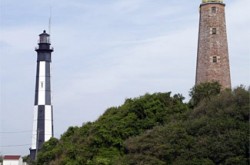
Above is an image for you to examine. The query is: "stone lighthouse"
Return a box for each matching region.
[30,30,54,160]
[195,0,231,89]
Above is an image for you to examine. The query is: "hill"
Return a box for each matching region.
[35,83,249,165]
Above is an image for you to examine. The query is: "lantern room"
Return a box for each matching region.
[39,30,50,44]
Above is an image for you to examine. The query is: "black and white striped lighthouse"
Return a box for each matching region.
[30,30,54,160]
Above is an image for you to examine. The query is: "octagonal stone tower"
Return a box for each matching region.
[195,0,231,89]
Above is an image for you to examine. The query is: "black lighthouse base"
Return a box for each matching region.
[30,148,36,161]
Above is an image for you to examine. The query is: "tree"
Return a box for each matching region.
[36,137,59,165]
[121,86,249,164]
[189,81,221,107]
[36,92,188,164]
[36,86,249,164]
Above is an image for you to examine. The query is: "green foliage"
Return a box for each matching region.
[122,86,249,164]
[22,155,34,165]
[36,85,249,165]
[189,81,221,107]
[36,137,59,165]
[37,92,188,164]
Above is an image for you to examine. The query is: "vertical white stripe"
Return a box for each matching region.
[38,61,46,105]
[31,106,38,149]
[45,105,53,141]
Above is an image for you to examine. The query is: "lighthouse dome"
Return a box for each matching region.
[202,0,223,3]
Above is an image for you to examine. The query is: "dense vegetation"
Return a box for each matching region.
[35,82,249,165]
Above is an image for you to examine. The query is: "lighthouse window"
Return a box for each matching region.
[211,7,217,13]
[213,56,217,63]
[212,28,217,34]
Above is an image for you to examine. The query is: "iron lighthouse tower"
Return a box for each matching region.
[195,0,231,89]
[30,30,54,160]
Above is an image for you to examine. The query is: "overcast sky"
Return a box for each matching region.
[0,0,249,156]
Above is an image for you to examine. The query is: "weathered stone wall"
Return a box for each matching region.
[195,2,231,89]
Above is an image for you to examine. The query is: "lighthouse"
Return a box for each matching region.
[195,0,231,89]
[30,30,54,160]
